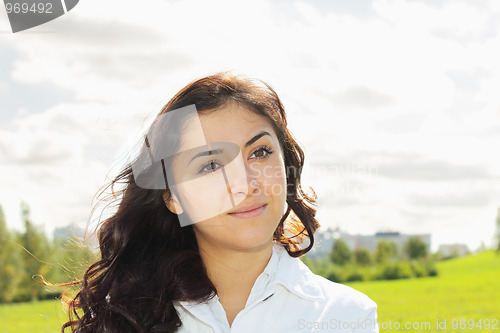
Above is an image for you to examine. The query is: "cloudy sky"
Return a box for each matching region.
[1,0,499,252]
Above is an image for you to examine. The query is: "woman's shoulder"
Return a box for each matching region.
[272,248,378,331]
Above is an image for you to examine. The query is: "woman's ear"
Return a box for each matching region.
[162,191,184,215]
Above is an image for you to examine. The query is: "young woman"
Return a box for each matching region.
[63,73,378,332]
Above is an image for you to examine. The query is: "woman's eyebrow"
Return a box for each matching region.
[187,131,271,164]
[189,148,223,163]
[245,131,271,148]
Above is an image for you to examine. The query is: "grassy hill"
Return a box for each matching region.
[346,250,500,332]
[0,250,499,332]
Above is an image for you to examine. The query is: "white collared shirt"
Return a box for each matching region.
[174,244,379,333]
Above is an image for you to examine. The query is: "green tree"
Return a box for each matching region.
[496,206,500,253]
[330,239,352,266]
[0,204,8,257]
[19,202,51,301]
[0,205,25,303]
[404,237,428,259]
[354,248,372,266]
[374,240,397,263]
[45,237,96,284]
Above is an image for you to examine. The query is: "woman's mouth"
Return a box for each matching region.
[227,204,267,219]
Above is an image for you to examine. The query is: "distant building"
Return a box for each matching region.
[53,223,99,250]
[308,227,431,259]
[53,223,85,241]
[438,244,469,258]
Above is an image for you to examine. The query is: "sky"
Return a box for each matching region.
[1,0,499,252]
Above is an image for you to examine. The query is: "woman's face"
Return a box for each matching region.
[166,102,288,251]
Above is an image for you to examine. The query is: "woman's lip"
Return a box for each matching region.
[228,204,267,219]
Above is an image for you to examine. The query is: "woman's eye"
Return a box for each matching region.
[250,146,273,160]
[199,160,222,174]
[198,147,272,174]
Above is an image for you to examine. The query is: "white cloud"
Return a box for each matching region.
[0,101,141,234]
[0,78,7,91]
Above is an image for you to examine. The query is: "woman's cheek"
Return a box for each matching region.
[173,174,237,225]
[260,162,287,198]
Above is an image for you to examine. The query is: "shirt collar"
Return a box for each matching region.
[176,242,326,322]
[271,243,326,302]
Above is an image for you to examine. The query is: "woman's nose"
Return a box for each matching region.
[224,157,261,200]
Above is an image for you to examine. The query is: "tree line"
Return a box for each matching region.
[301,237,438,283]
[0,203,96,303]
[2,201,499,302]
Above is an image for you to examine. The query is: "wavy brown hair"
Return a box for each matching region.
[62,72,319,332]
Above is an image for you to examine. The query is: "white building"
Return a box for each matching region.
[308,227,431,259]
[438,243,469,258]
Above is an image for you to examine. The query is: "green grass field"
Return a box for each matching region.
[1,250,499,332]
[346,250,500,332]
[0,298,66,333]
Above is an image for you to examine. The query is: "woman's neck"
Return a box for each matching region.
[197,240,274,326]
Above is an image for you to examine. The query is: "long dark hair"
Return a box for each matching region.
[62,72,319,332]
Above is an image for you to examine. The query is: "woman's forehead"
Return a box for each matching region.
[180,104,276,149]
